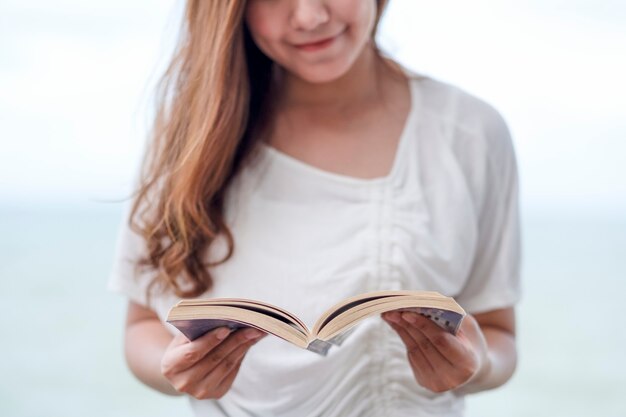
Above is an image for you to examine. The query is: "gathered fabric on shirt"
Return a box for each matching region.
[107,66,521,417]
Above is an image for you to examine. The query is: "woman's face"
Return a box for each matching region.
[245,0,378,83]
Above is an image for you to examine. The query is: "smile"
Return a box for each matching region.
[293,29,345,52]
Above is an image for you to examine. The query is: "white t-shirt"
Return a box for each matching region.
[107,66,521,417]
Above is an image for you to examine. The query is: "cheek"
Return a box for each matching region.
[334,0,377,32]
[315,0,375,56]
[245,3,284,57]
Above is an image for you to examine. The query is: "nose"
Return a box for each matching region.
[290,0,330,31]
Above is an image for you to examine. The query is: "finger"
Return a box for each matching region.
[404,313,469,365]
[405,313,484,389]
[213,356,244,397]
[202,327,266,375]
[167,327,234,374]
[386,314,462,391]
[382,311,402,323]
[401,317,465,390]
[385,318,446,388]
[198,332,266,396]
[184,341,252,400]
[406,347,440,388]
[180,327,265,384]
[385,317,436,373]
[208,337,259,394]
[392,313,472,391]
[384,318,420,355]
[401,313,463,376]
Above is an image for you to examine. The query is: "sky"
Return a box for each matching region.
[1,0,625,214]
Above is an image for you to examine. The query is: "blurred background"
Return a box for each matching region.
[1,0,624,416]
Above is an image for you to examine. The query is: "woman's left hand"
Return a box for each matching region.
[382,310,491,393]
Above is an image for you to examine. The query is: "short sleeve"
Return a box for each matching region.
[106,198,157,310]
[455,106,522,314]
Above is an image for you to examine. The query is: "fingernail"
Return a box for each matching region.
[402,312,417,324]
[384,312,399,323]
[215,327,230,340]
[245,328,264,340]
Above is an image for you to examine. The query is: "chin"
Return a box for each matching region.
[286,58,355,84]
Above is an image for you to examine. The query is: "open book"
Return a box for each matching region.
[166,290,466,356]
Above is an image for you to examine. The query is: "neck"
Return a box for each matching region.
[274,42,385,111]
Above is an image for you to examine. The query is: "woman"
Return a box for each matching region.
[108,0,521,416]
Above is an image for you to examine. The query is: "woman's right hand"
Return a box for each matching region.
[161,326,267,399]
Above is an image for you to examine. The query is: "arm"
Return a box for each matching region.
[124,301,182,396]
[382,306,517,394]
[453,307,517,394]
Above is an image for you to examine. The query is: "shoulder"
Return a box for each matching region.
[407,70,511,146]
[405,69,516,168]
[404,70,519,212]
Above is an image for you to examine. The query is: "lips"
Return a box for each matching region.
[293,29,344,51]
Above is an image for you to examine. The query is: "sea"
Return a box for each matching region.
[1,204,624,417]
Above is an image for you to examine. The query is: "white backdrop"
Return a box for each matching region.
[1,0,625,213]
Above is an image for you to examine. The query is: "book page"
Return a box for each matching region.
[317,297,465,341]
[312,290,460,336]
[167,306,309,348]
[174,299,308,333]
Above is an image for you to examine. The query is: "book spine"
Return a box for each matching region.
[306,339,332,356]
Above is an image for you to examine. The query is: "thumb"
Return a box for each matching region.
[169,331,192,347]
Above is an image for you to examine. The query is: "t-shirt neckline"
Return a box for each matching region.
[258,66,418,187]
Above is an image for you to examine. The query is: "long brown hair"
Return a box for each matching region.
[130,0,391,304]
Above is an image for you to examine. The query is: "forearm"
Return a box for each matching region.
[125,318,183,396]
[454,325,517,395]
